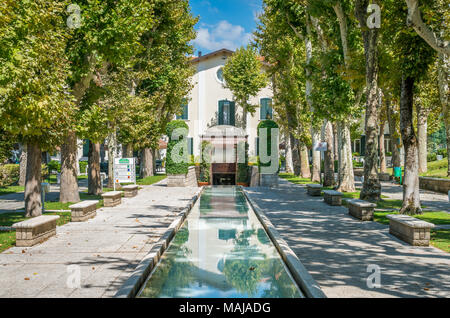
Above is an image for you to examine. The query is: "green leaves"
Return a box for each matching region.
[223,46,268,117]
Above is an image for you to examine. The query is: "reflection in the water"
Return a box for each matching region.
[138,187,303,298]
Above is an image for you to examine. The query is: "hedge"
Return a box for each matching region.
[257,120,279,170]
[237,141,249,183]
[166,120,189,175]
[0,164,19,187]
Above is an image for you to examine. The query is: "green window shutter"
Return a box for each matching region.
[188,138,193,155]
[177,102,188,120]
[256,137,259,156]
[230,102,235,126]
[260,98,273,120]
[218,101,224,125]
[260,99,266,120]
[267,99,273,119]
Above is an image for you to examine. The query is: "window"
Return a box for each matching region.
[260,98,273,120]
[218,100,235,126]
[187,137,193,156]
[176,101,188,120]
[216,67,224,84]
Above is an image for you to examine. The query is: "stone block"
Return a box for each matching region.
[12,215,60,247]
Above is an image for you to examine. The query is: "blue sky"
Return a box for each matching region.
[190,0,263,55]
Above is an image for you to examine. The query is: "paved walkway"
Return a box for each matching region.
[377,181,449,213]
[0,180,199,298]
[245,179,450,298]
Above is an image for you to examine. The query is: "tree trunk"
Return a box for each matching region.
[124,144,133,158]
[400,76,422,215]
[19,144,27,186]
[379,121,387,173]
[311,127,321,182]
[387,99,402,169]
[333,123,339,162]
[107,130,117,188]
[337,122,356,192]
[24,142,42,217]
[60,131,80,203]
[322,121,335,187]
[140,148,154,179]
[356,0,381,202]
[289,134,301,176]
[300,145,311,179]
[88,142,101,195]
[416,103,428,174]
[437,53,449,176]
[285,134,294,174]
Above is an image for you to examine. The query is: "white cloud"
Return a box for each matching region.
[193,20,253,52]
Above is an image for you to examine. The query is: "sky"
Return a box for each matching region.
[190,0,263,55]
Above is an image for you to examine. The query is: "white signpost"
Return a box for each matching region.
[114,158,136,190]
[314,142,328,185]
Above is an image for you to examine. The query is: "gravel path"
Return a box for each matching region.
[0,179,199,298]
[245,179,450,298]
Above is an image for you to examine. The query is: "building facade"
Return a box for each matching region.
[179,49,273,160]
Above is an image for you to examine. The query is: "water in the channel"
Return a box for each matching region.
[138,186,303,298]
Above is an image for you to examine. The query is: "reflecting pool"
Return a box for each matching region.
[138,187,303,298]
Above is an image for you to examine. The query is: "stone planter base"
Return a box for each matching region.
[12,215,60,247]
[102,191,123,207]
[167,167,198,187]
[306,184,322,196]
[323,190,343,206]
[123,185,139,198]
[347,199,376,221]
[69,200,99,222]
[387,214,434,246]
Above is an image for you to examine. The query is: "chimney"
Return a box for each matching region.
[198,51,202,57]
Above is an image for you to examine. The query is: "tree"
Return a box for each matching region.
[0,0,75,216]
[355,0,382,202]
[384,0,436,214]
[223,46,268,130]
[60,0,154,202]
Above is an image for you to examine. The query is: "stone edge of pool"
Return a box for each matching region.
[241,188,327,299]
[114,187,204,298]
[114,186,326,299]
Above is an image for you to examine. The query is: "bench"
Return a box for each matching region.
[122,185,139,198]
[69,200,99,222]
[387,214,435,246]
[347,199,376,221]
[378,173,391,182]
[12,215,59,247]
[323,190,343,206]
[102,191,123,207]
[306,184,322,196]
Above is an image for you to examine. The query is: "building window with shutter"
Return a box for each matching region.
[260,98,273,120]
[218,100,235,126]
[187,137,193,156]
[176,100,188,120]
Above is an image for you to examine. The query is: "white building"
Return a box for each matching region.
[180,48,274,160]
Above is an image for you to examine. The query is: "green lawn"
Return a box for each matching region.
[45,192,106,211]
[137,174,167,185]
[430,230,450,253]
[0,185,24,196]
[0,211,71,253]
[420,159,449,179]
[279,173,319,185]
[386,159,449,179]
